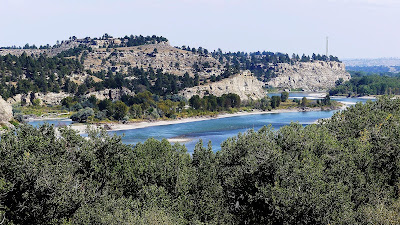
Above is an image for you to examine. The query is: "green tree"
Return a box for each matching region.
[189,95,202,110]
[281,91,289,102]
[270,96,281,108]
[70,107,95,122]
[113,101,128,120]
[301,96,308,107]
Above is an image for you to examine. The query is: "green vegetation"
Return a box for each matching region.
[109,34,168,48]
[13,104,70,118]
[0,53,83,99]
[1,97,400,224]
[329,74,400,96]
[189,94,241,111]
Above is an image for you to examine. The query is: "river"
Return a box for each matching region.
[28,93,373,153]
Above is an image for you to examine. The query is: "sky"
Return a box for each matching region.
[0,0,399,59]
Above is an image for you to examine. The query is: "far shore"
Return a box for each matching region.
[68,105,345,134]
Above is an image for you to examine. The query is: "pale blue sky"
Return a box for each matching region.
[0,0,399,59]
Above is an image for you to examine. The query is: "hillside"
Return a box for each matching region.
[83,42,224,79]
[0,34,349,106]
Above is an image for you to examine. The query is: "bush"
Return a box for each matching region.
[70,107,94,123]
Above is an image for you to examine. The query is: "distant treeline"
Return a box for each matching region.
[178,45,342,82]
[64,92,244,123]
[0,51,199,100]
[1,34,169,50]
[329,74,400,96]
[2,97,400,224]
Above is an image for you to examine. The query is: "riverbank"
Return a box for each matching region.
[69,105,344,134]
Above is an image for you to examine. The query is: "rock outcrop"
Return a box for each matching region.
[0,96,13,123]
[7,92,71,106]
[85,87,134,101]
[180,71,266,101]
[6,88,135,106]
[267,61,350,91]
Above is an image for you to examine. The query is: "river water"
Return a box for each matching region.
[28,93,372,153]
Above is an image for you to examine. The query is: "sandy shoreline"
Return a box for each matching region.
[68,107,343,134]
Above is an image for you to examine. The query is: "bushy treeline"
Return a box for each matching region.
[117,35,168,48]
[0,53,83,99]
[65,91,186,122]
[0,49,198,100]
[1,97,400,224]
[97,33,168,48]
[66,92,244,122]
[188,93,241,111]
[329,74,400,96]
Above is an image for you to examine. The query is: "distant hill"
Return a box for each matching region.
[343,58,400,73]
[0,34,349,103]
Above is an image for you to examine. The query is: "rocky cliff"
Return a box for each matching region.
[0,96,13,124]
[267,61,350,91]
[180,71,266,101]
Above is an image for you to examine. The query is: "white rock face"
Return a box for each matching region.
[0,96,13,123]
[86,87,134,100]
[180,71,267,101]
[36,92,71,105]
[7,92,71,106]
[267,61,350,91]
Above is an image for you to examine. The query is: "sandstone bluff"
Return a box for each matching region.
[267,61,350,91]
[0,96,13,124]
[180,71,266,101]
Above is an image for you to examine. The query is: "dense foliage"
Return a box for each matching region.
[188,94,241,111]
[2,97,400,224]
[329,74,400,96]
[0,53,83,99]
[116,35,168,48]
[66,92,243,122]
[0,48,197,100]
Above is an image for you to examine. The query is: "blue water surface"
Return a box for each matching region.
[28,94,373,153]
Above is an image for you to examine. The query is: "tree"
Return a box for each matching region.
[281,91,289,102]
[61,96,77,109]
[77,84,88,96]
[113,101,128,120]
[322,94,331,105]
[270,96,281,108]
[189,95,202,110]
[301,96,308,107]
[70,107,94,122]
